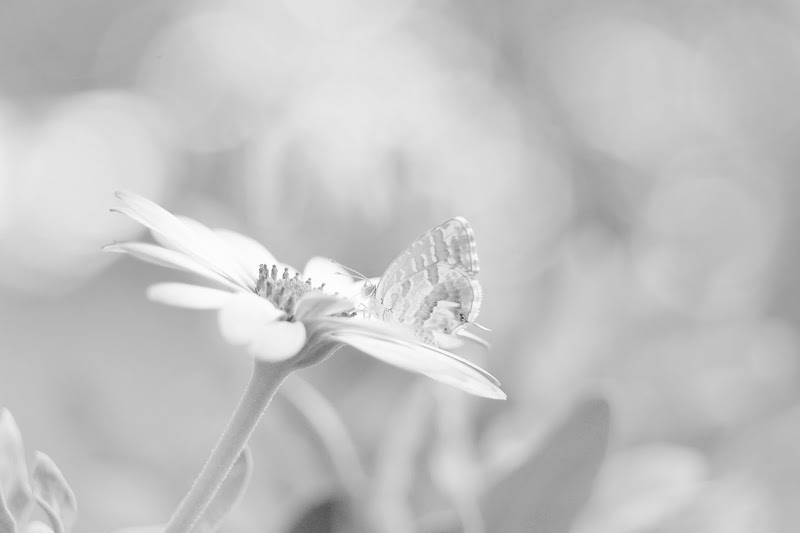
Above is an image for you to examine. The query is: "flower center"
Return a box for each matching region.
[255,264,326,320]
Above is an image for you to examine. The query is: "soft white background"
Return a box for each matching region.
[0,0,798,531]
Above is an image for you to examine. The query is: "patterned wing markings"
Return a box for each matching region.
[377,217,479,297]
[379,262,482,336]
[370,217,482,346]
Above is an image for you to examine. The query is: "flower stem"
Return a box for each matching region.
[164,358,292,533]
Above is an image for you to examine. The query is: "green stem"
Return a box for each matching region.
[164,358,292,533]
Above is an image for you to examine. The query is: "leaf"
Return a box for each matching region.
[286,496,354,533]
[427,388,483,533]
[0,488,17,533]
[570,444,708,533]
[280,377,366,496]
[367,384,434,533]
[30,452,77,532]
[109,526,163,533]
[193,447,254,533]
[481,396,611,533]
[26,521,55,533]
[0,409,34,522]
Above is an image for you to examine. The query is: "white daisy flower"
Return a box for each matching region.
[106,191,505,399]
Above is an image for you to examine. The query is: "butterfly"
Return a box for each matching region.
[363,217,483,346]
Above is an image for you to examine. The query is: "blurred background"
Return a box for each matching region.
[1,0,799,531]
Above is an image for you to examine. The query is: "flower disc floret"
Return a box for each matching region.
[256,264,322,320]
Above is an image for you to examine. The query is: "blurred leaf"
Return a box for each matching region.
[481,396,611,533]
[0,409,34,522]
[26,521,55,533]
[194,446,253,533]
[571,443,708,533]
[281,377,366,498]
[416,509,459,533]
[110,526,163,533]
[0,488,17,533]
[286,496,354,533]
[30,452,77,532]
[367,384,433,533]
[428,389,483,533]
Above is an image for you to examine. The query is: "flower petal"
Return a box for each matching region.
[147,283,235,309]
[114,191,252,290]
[110,206,149,229]
[175,216,257,288]
[248,321,307,361]
[326,320,506,400]
[455,329,491,349]
[216,229,278,274]
[302,257,358,295]
[433,332,467,351]
[104,242,242,292]
[218,293,283,345]
[433,330,491,351]
[294,292,355,322]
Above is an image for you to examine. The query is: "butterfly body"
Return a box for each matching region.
[368,217,482,345]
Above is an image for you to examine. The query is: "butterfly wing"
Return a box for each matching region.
[380,262,482,335]
[378,217,479,293]
[374,217,482,337]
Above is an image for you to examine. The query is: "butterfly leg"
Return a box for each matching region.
[354,302,369,318]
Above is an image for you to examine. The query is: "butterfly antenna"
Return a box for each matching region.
[330,259,369,282]
[472,322,492,332]
[330,260,377,306]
